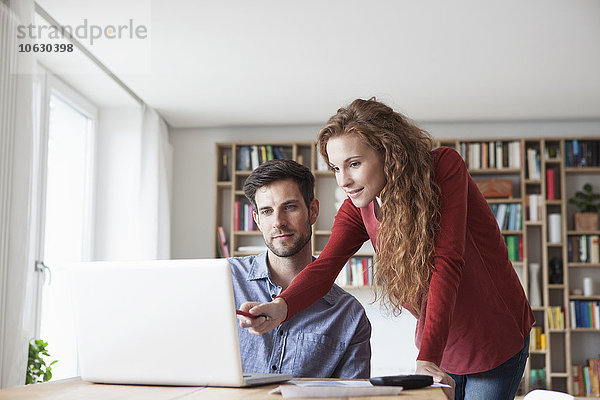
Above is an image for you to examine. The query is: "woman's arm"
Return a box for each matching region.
[279,198,370,318]
[239,199,370,334]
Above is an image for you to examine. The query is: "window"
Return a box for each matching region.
[34,70,96,379]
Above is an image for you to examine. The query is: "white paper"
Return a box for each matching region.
[269,380,403,398]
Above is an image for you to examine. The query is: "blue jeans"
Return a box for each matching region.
[447,336,529,400]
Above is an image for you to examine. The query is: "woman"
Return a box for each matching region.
[238,98,534,400]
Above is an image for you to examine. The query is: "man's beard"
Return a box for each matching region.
[266,219,312,257]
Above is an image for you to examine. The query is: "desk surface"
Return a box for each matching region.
[0,377,446,400]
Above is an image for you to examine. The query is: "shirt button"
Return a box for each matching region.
[271,293,277,299]
[279,330,284,336]
[271,365,277,371]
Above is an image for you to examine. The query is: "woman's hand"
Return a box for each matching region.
[237,297,288,335]
[415,360,455,400]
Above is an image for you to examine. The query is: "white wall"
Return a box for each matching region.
[169,119,600,376]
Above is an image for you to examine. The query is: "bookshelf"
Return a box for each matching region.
[214,138,600,396]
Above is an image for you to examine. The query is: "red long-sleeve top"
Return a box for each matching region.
[279,147,534,374]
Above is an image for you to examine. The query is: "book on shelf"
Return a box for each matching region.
[572,360,600,397]
[504,235,522,262]
[234,201,257,231]
[569,300,600,329]
[216,226,230,258]
[568,235,600,263]
[235,145,293,170]
[546,168,557,200]
[547,306,565,330]
[529,326,546,350]
[527,194,541,221]
[334,257,373,287]
[458,140,521,169]
[490,203,522,231]
[566,140,600,167]
[527,148,541,180]
[250,145,260,169]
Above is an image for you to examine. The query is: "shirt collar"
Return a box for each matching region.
[246,251,271,281]
[246,251,336,306]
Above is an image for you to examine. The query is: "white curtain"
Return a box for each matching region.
[94,106,172,261]
[139,106,173,259]
[0,0,37,389]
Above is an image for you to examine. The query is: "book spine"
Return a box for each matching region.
[546,168,556,200]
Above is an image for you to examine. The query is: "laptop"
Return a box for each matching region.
[68,258,292,387]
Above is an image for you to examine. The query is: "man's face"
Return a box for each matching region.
[253,179,318,257]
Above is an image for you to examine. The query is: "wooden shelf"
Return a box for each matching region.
[469,168,521,174]
[570,295,600,300]
[545,199,562,205]
[568,263,600,268]
[565,167,600,173]
[486,198,522,204]
[234,231,261,236]
[525,221,543,226]
[548,284,566,290]
[550,372,569,378]
[567,230,600,235]
[215,137,600,396]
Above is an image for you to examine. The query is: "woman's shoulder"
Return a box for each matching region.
[432,146,467,178]
[432,146,462,162]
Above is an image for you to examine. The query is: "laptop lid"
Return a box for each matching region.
[68,259,268,386]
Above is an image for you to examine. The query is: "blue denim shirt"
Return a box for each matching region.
[229,252,371,378]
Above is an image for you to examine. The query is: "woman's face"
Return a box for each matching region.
[326,134,386,209]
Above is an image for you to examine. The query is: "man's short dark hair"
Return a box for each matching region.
[243,159,315,211]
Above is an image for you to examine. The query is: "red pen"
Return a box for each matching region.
[236,310,269,320]
[236,310,256,318]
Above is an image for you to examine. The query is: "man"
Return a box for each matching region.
[231,159,371,378]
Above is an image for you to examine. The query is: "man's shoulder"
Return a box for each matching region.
[326,284,367,312]
[227,255,258,277]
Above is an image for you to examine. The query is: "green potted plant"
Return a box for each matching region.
[569,183,600,231]
[26,339,57,384]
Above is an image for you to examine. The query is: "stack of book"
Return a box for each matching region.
[504,235,523,262]
[334,257,374,287]
[526,195,542,221]
[565,140,600,167]
[236,145,292,171]
[233,201,257,231]
[529,326,546,350]
[569,300,600,329]
[458,141,521,170]
[490,203,522,231]
[572,360,600,396]
[568,235,600,263]
[547,306,565,330]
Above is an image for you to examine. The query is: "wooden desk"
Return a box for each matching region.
[0,377,446,400]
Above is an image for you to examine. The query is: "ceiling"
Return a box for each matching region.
[35,0,600,128]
